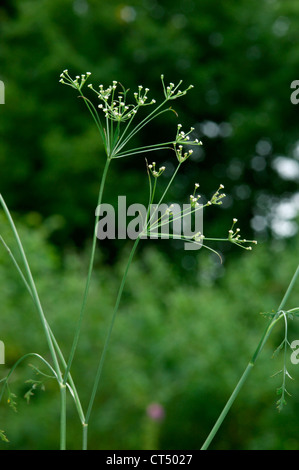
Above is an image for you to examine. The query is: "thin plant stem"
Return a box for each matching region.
[84,237,141,436]
[0,353,57,403]
[50,330,85,426]
[200,263,299,450]
[0,194,63,384]
[0,231,86,426]
[83,162,179,447]
[0,235,32,295]
[113,100,169,155]
[115,140,175,158]
[146,162,182,229]
[82,424,88,450]
[114,145,173,159]
[280,312,289,409]
[63,157,111,385]
[60,384,67,450]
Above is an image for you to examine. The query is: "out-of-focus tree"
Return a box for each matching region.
[1,0,299,266]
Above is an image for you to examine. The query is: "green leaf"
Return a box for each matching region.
[0,430,9,443]
[260,311,276,319]
[276,397,287,411]
[272,340,285,359]
[24,381,45,404]
[7,392,17,412]
[24,387,35,405]
[270,369,282,378]
[286,307,299,319]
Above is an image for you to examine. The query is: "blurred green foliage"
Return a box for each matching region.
[0,215,299,450]
[1,0,299,259]
[1,0,299,450]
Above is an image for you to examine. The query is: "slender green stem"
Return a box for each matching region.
[78,94,105,144]
[146,163,182,229]
[82,424,88,450]
[280,312,289,408]
[0,194,62,383]
[200,315,283,450]
[277,265,299,312]
[201,363,254,451]
[60,384,67,450]
[0,353,57,404]
[149,204,202,232]
[63,158,111,385]
[110,111,136,154]
[80,166,177,439]
[0,235,32,295]
[85,237,140,428]
[113,101,169,155]
[113,145,173,159]
[200,263,299,450]
[0,234,86,425]
[50,329,85,426]
[122,107,171,149]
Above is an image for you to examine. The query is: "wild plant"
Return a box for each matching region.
[0,70,274,450]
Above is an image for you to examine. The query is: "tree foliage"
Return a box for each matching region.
[1,0,299,262]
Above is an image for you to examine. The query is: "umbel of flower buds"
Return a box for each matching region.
[148,162,166,178]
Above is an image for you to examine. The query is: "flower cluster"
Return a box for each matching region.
[96,82,116,101]
[194,232,205,242]
[206,184,226,206]
[161,75,194,100]
[175,124,201,145]
[190,183,201,208]
[174,144,194,163]
[59,69,91,91]
[60,70,157,123]
[165,204,175,215]
[148,162,166,178]
[96,89,133,122]
[88,81,156,122]
[173,124,202,164]
[134,85,156,106]
[228,218,257,250]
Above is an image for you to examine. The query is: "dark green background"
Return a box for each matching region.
[0,0,299,450]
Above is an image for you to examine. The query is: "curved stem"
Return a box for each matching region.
[0,353,57,404]
[0,195,62,383]
[0,234,86,425]
[201,263,299,450]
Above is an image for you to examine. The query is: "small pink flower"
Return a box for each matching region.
[146,403,165,422]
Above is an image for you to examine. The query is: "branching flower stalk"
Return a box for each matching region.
[1,70,258,450]
[275,312,293,410]
[143,177,256,256]
[265,306,299,411]
[200,264,299,450]
[0,71,201,449]
[58,71,204,448]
